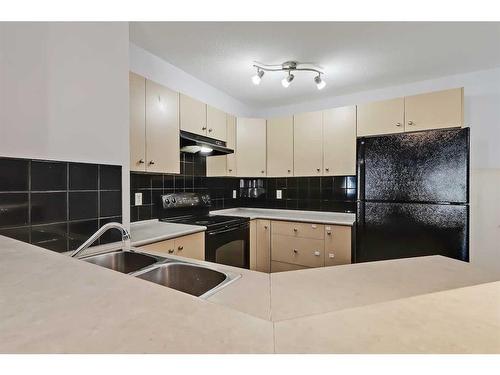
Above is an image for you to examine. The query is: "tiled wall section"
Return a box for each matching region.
[0,157,122,253]
[130,153,356,222]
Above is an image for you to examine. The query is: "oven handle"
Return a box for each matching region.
[207,224,248,236]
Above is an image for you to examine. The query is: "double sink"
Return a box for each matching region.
[81,250,240,298]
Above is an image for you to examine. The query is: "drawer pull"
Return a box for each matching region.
[168,249,174,254]
[327,231,332,236]
[264,225,268,229]
[329,253,335,258]
[293,249,298,254]
[313,251,321,257]
[178,246,184,251]
[293,228,298,232]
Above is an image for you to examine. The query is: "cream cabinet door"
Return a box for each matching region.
[140,239,175,254]
[206,155,227,176]
[180,94,207,136]
[226,115,237,176]
[267,116,294,177]
[357,97,405,136]
[293,111,323,176]
[236,118,267,177]
[324,225,351,266]
[174,232,205,260]
[145,79,180,174]
[405,88,464,132]
[256,219,271,273]
[129,72,146,172]
[323,106,357,176]
[206,105,227,141]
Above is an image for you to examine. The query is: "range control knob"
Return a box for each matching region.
[171,198,176,204]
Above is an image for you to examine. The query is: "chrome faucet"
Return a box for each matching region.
[70,222,132,258]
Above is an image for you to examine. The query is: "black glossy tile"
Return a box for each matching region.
[31,192,67,224]
[164,175,174,189]
[151,175,163,189]
[346,176,357,189]
[321,188,333,200]
[69,192,98,220]
[174,175,185,190]
[68,220,98,250]
[69,163,98,190]
[137,205,152,221]
[0,226,30,242]
[130,206,139,222]
[0,158,29,191]
[100,191,122,217]
[131,173,150,189]
[0,193,29,227]
[100,165,121,190]
[31,223,68,252]
[333,176,347,190]
[321,176,333,190]
[346,188,357,201]
[309,177,321,190]
[31,161,67,191]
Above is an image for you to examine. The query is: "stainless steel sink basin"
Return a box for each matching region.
[81,251,159,274]
[134,262,239,298]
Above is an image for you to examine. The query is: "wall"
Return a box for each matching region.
[129,43,255,117]
[0,22,131,226]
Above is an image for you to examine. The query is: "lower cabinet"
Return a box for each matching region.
[250,219,352,273]
[140,232,205,261]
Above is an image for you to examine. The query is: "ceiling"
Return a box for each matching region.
[129,22,500,108]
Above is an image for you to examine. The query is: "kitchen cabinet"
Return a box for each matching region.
[206,105,227,141]
[206,114,237,177]
[323,105,357,176]
[271,235,325,268]
[293,111,323,176]
[324,225,352,267]
[129,72,179,174]
[271,220,324,239]
[267,116,294,177]
[236,118,267,177]
[404,88,463,131]
[140,232,205,261]
[357,97,405,137]
[129,72,146,172]
[180,94,207,136]
[145,79,180,174]
[255,219,271,273]
[206,155,227,177]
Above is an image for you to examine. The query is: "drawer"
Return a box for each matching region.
[140,239,175,254]
[271,220,324,239]
[271,261,309,273]
[324,225,352,266]
[271,235,324,268]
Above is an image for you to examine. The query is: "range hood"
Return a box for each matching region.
[180,130,234,156]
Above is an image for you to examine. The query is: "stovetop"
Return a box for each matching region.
[160,214,248,229]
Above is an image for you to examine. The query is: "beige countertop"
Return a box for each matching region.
[210,208,356,226]
[1,234,499,353]
[130,219,206,247]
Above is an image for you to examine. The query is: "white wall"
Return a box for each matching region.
[0,22,131,226]
[129,43,255,117]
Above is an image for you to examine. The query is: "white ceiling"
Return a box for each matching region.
[129,22,500,109]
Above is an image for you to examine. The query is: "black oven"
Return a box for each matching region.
[205,221,250,269]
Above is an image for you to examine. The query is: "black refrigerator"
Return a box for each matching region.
[356,128,469,263]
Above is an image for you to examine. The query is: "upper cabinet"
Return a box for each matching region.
[357,97,405,137]
[226,115,237,176]
[129,72,179,174]
[357,88,464,137]
[323,106,357,176]
[236,118,267,177]
[405,88,463,131]
[267,116,294,177]
[294,111,323,177]
[206,105,227,141]
[180,94,207,136]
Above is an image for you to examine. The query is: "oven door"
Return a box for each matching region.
[205,222,250,269]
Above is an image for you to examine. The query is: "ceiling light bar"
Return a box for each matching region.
[251,60,326,89]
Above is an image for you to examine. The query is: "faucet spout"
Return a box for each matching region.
[70,222,131,258]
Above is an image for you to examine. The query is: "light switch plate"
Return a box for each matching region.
[232,190,237,199]
[276,190,282,199]
[134,192,143,206]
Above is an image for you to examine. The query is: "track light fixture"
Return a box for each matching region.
[251,60,326,89]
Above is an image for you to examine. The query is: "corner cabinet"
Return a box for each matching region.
[293,111,323,176]
[129,72,179,174]
[323,105,356,176]
[236,118,267,177]
[267,116,294,177]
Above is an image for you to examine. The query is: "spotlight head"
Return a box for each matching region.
[251,69,264,85]
[314,75,326,90]
[281,72,295,88]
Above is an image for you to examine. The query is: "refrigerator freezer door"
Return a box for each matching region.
[359,128,469,203]
[356,201,469,262]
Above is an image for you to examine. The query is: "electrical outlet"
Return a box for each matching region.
[276,190,282,199]
[232,190,237,199]
[134,192,143,206]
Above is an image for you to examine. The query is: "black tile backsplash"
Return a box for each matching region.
[0,157,122,253]
[131,152,356,222]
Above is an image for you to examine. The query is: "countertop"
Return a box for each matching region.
[130,220,206,247]
[210,208,356,226]
[1,234,499,353]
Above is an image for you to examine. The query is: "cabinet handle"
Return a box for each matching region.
[293,228,298,232]
[325,168,329,172]
[396,122,402,127]
[149,160,155,165]
[177,246,184,251]
[264,225,268,229]
[316,168,320,172]
[168,249,174,254]
[208,128,213,132]
[327,231,332,236]
[228,169,233,172]
[261,170,265,173]
[313,251,321,256]
[287,169,291,173]
[138,159,145,164]
[407,121,414,126]
[202,126,207,130]
[293,249,298,254]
